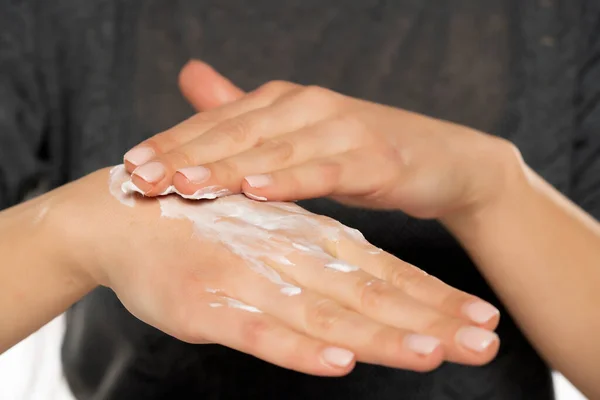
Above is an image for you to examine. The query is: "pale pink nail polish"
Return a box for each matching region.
[133,162,166,183]
[404,334,441,355]
[244,192,268,201]
[456,326,498,352]
[463,301,500,324]
[178,166,211,184]
[124,147,155,166]
[321,347,355,368]
[245,174,272,188]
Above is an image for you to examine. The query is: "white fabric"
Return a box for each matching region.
[0,316,74,400]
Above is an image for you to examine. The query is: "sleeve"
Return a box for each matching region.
[572,3,600,221]
[0,0,49,210]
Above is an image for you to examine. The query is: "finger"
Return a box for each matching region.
[241,150,395,203]
[150,242,356,376]
[171,119,366,197]
[227,270,444,372]
[272,250,498,366]
[134,91,330,195]
[178,59,245,111]
[333,236,501,331]
[183,296,355,376]
[123,80,297,175]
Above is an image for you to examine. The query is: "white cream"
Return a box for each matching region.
[280,286,302,296]
[33,205,50,226]
[108,165,370,311]
[324,261,360,273]
[121,179,231,200]
[292,243,312,252]
[209,298,263,313]
[109,165,136,207]
[342,226,368,243]
[221,297,263,313]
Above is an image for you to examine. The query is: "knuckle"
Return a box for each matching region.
[189,110,217,125]
[165,147,195,168]
[145,131,177,153]
[326,116,368,147]
[221,118,251,144]
[319,160,342,187]
[342,226,368,243]
[311,214,339,230]
[487,135,520,162]
[333,113,366,136]
[295,85,344,114]
[296,85,337,109]
[440,287,471,312]
[305,298,341,333]
[261,139,296,165]
[356,278,388,310]
[281,337,311,367]
[379,142,403,165]
[239,318,271,349]
[177,313,206,343]
[373,326,406,354]
[304,85,331,98]
[216,159,241,182]
[491,136,524,179]
[388,266,429,295]
[255,80,293,98]
[421,314,457,337]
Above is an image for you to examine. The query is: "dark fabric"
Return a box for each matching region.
[1,0,599,399]
[574,0,600,221]
[0,0,49,206]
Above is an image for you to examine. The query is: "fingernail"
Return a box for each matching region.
[321,347,355,368]
[133,161,166,183]
[124,147,155,166]
[404,334,441,355]
[456,326,498,352]
[178,166,211,184]
[245,174,272,188]
[463,301,500,324]
[244,192,268,201]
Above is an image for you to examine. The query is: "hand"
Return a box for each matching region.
[53,166,500,376]
[123,60,522,220]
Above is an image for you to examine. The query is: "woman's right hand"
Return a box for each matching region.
[50,166,500,376]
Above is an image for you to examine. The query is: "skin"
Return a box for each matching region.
[123,60,600,397]
[0,167,500,376]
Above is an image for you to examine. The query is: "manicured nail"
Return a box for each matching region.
[124,147,155,166]
[321,347,355,368]
[178,166,211,184]
[405,334,441,355]
[456,326,498,352]
[463,301,500,324]
[244,192,267,201]
[245,174,272,188]
[133,161,166,183]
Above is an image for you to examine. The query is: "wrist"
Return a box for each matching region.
[440,135,531,235]
[43,183,100,294]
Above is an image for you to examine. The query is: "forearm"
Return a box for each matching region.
[444,165,600,398]
[0,192,95,353]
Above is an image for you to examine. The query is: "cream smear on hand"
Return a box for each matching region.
[109,165,367,310]
[121,179,231,200]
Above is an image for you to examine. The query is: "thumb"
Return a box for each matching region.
[178,59,245,111]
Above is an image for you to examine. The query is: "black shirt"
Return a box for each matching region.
[1,1,600,399]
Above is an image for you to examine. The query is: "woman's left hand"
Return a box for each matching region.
[124,61,522,221]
